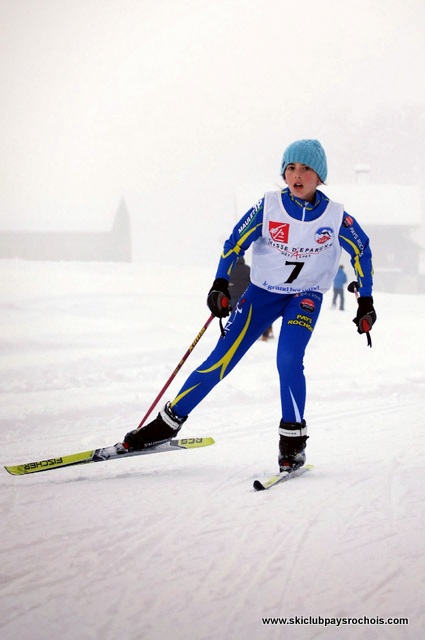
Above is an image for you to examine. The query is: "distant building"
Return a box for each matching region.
[325,166,423,294]
[0,198,132,262]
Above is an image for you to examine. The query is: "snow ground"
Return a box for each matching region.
[0,259,424,640]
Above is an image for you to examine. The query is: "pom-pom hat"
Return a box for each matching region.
[281,139,328,183]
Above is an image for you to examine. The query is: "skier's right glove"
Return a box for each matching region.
[207,278,231,318]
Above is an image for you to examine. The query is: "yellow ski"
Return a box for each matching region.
[5,437,215,476]
[253,464,314,491]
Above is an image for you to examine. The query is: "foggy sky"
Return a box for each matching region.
[1,0,425,264]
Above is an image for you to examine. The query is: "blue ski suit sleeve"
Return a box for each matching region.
[214,198,264,281]
[339,213,373,297]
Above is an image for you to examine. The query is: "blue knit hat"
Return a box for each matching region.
[281,139,328,183]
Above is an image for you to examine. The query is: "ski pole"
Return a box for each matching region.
[136,313,215,429]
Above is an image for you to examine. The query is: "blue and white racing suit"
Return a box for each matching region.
[170,187,373,423]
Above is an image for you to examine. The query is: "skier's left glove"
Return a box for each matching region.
[353,296,376,346]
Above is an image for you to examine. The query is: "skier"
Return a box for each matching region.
[332,264,348,310]
[123,139,376,471]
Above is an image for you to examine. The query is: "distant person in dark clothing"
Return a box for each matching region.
[332,264,347,310]
[260,326,274,341]
[230,257,273,340]
[229,256,251,306]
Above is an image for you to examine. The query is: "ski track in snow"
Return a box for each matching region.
[1,260,424,640]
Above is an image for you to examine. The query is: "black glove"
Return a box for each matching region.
[353,296,377,334]
[207,278,231,318]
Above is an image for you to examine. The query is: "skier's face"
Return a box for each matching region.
[284,163,321,204]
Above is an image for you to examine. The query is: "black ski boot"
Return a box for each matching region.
[278,419,308,471]
[123,402,187,451]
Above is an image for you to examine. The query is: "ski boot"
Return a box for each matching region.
[123,402,187,451]
[278,419,308,471]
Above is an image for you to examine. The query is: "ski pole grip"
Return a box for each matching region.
[347,281,359,294]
